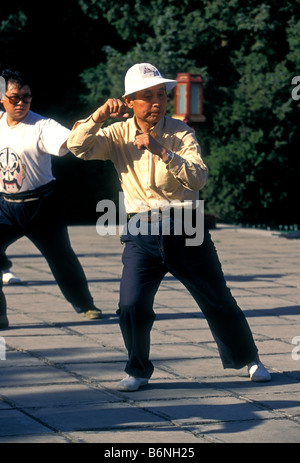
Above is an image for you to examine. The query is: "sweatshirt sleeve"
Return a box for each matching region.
[39,118,70,157]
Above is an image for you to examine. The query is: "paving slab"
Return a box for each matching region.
[0,224,300,444]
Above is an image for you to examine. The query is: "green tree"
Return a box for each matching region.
[78,0,207,107]
[201,1,300,226]
[0,8,27,51]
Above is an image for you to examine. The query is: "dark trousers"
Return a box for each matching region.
[118,221,258,379]
[0,186,94,317]
[0,252,12,271]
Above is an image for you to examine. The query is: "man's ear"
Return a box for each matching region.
[124,95,134,109]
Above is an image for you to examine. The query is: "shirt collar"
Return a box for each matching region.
[132,115,166,139]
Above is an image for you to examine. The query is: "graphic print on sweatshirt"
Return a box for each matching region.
[0,147,26,193]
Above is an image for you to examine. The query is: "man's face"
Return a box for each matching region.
[1,83,32,123]
[125,84,167,130]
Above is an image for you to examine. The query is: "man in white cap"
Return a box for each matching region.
[67,63,271,391]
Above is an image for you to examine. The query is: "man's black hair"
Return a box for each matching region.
[1,69,30,89]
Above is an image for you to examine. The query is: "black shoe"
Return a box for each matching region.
[72,305,103,320]
[83,307,103,320]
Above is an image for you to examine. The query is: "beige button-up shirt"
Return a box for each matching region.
[67,114,208,212]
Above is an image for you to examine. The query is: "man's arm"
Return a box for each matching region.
[133,132,170,163]
[92,98,129,123]
[67,99,129,160]
[133,126,208,192]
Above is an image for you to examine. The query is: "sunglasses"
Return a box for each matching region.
[5,93,32,105]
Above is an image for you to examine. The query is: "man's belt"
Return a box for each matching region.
[127,209,171,222]
[2,181,55,203]
[127,207,197,223]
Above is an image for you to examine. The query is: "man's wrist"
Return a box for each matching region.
[163,150,174,165]
[92,114,106,124]
[91,109,107,124]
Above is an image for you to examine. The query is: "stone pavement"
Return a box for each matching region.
[0,224,300,444]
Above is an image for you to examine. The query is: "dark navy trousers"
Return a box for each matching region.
[118,220,258,379]
[0,251,12,272]
[0,186,94,318]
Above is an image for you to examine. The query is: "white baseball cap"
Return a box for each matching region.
[123,63,177,97]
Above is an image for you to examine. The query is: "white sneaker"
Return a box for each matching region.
[248,361,271,382]
[2,270,22,285]
[117,375,149,392]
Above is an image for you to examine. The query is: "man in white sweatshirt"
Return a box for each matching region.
[0,69,102,329]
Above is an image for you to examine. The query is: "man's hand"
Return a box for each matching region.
[92,99,130,123]
[134,132,168,161]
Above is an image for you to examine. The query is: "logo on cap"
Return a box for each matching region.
[143,66,160,77]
